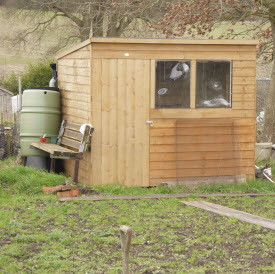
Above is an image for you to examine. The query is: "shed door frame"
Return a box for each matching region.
[91,58,150,187]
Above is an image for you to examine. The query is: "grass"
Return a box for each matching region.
[1,160,275,197]
[0,157,274,273]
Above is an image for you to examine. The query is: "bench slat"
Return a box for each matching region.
[30,142,80,158]
[61,137,81,150]
[64,128,83,141]
[66,121,81,131]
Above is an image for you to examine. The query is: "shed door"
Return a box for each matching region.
[92,59,150,187]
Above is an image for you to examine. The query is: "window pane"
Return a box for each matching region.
[155,60,191,108]
[196,61,231,108]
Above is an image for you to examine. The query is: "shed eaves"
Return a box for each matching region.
[56,37,259,60]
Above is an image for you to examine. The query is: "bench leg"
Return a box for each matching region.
[74,160,80,183]
[50,158,56,173]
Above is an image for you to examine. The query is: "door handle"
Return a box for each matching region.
[146,121,153,126]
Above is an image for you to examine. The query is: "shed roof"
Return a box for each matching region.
[0,86,13,96]
[56,37,259,60]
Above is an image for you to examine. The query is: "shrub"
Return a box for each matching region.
[0,59,55,94]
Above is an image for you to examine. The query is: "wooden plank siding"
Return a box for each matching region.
[149,118,255,186]
[57,45,91,184]
[91,58,150,186]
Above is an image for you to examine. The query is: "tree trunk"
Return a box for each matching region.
[263,16,275,143]
[79,13,92,41]
[106,16,132,37]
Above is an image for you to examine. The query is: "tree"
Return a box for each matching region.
[3,0,166,55]
[154,0,275,143]
[0,59,54,94]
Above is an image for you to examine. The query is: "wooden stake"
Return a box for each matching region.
[120,225,133,274]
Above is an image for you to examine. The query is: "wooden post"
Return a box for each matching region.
[1,95,4,124]
[6,131,11,157]
[73,159,80,183]
[50,158,56,173]
[18,76,22,112]
[120,225,133,274]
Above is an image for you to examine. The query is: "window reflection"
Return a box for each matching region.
[155,60,191,108]
[196,60,231,108]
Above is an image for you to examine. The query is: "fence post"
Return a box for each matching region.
[120,225,133,274]
[6,130,11,157]
[18,76,22,112]
[1,95,4,124]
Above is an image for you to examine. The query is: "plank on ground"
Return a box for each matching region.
[181,201,275,231]
[58,193,275,202]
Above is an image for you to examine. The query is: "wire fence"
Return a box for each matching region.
[256,78,270,113]
[256,78,270,142]
[0,94,20,160]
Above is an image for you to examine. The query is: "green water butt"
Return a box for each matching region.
[20,88,61,157]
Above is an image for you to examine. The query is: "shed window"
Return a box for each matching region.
[196,60,231,108]
[155,60,191,108]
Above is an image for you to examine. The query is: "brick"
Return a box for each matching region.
[43,185,78,194]
[56,189,79,197]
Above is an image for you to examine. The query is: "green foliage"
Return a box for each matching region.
[0,71,18,93]
[0,59,55,94]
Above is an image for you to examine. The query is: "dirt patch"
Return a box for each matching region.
[78,185,99,195]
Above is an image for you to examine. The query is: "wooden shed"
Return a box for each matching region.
[56,38,258,187]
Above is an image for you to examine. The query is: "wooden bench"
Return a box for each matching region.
[30,120,94,182]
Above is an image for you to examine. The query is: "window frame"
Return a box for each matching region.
[150,59,233,111]
[154,59,192,109]
[195,60,232,109]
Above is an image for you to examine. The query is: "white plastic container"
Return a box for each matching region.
[255,143,273,161]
